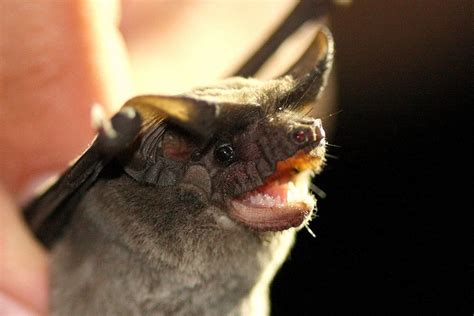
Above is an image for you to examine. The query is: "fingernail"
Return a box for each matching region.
[0,292,39,316]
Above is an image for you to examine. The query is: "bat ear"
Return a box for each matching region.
[124,95,262,138]
[277,26,334,110]
[124,95,218,138]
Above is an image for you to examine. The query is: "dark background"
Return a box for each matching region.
[271,1,471,314]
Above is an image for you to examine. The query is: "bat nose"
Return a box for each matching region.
[292,119,325,147]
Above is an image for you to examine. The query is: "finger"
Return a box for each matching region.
[0,0,132,201]
[0,185,48,314]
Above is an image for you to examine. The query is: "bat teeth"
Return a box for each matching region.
[244,192,285,208]
[91,103,117,139]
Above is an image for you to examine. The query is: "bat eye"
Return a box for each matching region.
[214,143,235,164]
[292,129,308,144]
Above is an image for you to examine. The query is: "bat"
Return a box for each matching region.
[23,8,334,316]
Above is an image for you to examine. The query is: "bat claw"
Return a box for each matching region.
[91,103,118,139]
[119,106,137,119]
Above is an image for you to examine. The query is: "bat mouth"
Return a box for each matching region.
[229,151,324,231]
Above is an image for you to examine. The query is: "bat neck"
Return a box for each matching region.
[51,200,296,315]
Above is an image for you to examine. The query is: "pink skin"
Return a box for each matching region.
[238,181,290,204]
[229,179,312,232]
[1,1,129,314]
[230,200,309,232]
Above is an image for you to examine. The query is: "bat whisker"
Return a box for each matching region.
[302,106,313,118]
[304,223,316,238]
[310,183,327,199]
[325,153,339,160]
[294,72,320,109]
[320,109,343,120]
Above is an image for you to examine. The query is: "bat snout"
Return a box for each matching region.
[290,119,325,151]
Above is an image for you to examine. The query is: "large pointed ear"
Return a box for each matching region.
[232,0,330,77]
[276,26,334,110]
[124,95,217,138]
[125,95,262,138]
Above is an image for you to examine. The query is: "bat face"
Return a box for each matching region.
[25,27,334,249]
[121,106,326,233]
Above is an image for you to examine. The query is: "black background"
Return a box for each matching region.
[271,1,471,314]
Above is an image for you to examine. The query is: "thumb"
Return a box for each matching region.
[0,185,48,314]
[0,0,132,314]
[0,0,132,201]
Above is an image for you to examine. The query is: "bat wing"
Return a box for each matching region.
[23,108,142,248]
[24,144,106,247]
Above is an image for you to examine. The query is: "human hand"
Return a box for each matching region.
[1,1,131,314]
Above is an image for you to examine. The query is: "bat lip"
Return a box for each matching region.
[228,199,312,232]
[227,164,318,232]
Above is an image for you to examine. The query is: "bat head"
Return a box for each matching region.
[23,29,336,308]
[19,24,336,313]
[24,27,334,249]
[116,28,333,232]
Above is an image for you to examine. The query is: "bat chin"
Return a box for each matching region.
[228,170,316,232]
